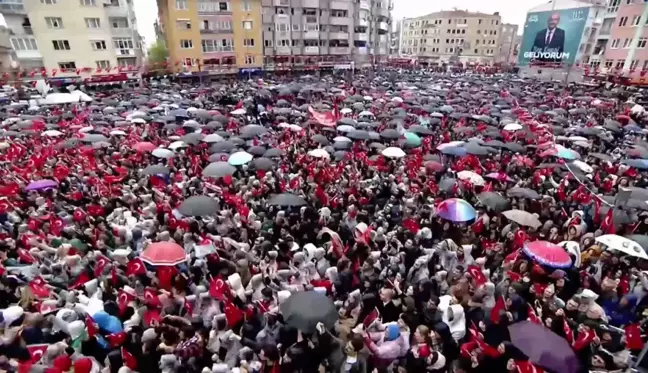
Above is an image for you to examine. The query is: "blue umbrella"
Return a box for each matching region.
[623,159,648,169]
[440,146,467,157]
[92,311,123,334]
[624,124,643,133]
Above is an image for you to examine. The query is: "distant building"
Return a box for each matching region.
[496,23,518,63]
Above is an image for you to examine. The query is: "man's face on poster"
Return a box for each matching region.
[548,13,560,30]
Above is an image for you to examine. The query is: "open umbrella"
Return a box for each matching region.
[143,164,170,176]
[141,242,186,266]
[203,162,236,178]
[509,321,580,373]
[308,149,330,159]
[133,142,157,153]
[25,180,58,191]
[436,198,476,222]
[178,195,219,216]
[502,210,541,228]
[457,171,484,186]
[228,151,253,166]
[595,234,648,259]
[268,193,307,206]
[279,291,338,333]
[477,192,510,212]
[523,241,573,268]
[381,147,406,158]
[507,187,541,200]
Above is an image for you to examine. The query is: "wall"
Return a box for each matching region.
[232,0,263,68]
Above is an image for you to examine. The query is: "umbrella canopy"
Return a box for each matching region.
[436,198,476,222]
[381,147,406,158]
[523,241,573,268]
[143,164,170,175]
[228,151,254,166]
[268,193,307,206]
[178,195,220,216]
[280,291,338,333]
[509,321,580,373]
[308,149,330,159]
[595,234,648,259]
[152,148,174,159]
[502,210,542,228]
[507,187,541,200]
[457,170,484,186]
[477,192,510,212]
[25,180,58,191]
[141,242,187,266]
[133,142,157,153]
[203,162,237,178]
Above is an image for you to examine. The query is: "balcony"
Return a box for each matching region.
[273,0,290,6]
[330,46,350,54]
[264,46,275,55]
[303,0,319,7]
[115,48,136,57]
[262,14,274,23]
[376,7,389,18]
[354,33,368,42]
[304,46,319,54]
[378,22,389,31]
[357,18,368,27]
[276,46,291,54]
[23,26,33,35]
[200,28,233,34]
[104,5,129,17]
[111,27,132,36]
[0,3,25,14]
[329,31,349,39]
[15,49,41,59]
[355,46,368,54]
[304,30,320,38]
[330,17,352,26]
[359,1,370,10]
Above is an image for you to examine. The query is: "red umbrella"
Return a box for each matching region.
[425,161,445,173]
[523,241,572,269]
[616,114,631,124]
[141,242,186,266]
[133,142,157,153]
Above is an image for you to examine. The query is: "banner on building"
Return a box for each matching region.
[518,7,589,66]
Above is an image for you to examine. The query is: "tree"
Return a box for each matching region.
[147,41,168,65]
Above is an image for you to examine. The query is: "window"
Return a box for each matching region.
[220,38,234,51]
[244,55,254,64]
[45,17,63,28]
[180,39,193,48]
[113,37,134,49]
[58,61,76,69]
[176,0,187,9]
[96,60,110,69]
[176,19,191,30]
[619,16,628,26]
[85,18,100,28]
[292,24,300,31]
[611,38,620,48]
[201,39,217,52]
[639,37,648,48]
[241,0,251,11]
[615,60,625,69]
[243,38,254,47]
[627,0,635,3]
[80,0,95,5]
[242,20,253,30]
[275,23,288,31]
[605,60,613,68]
[623,38,632,48]
[264,40,273,47]
[633,15,641,26]
[10,37,38,51]
[110,17,128,28]
[90,40,106,50]
[117,58,136,67]
[631,59,639,70]
[52,40,70,50]
[40,0,56,4]
[219,1,229,11]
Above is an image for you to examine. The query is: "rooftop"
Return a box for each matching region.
[405,9,501,21]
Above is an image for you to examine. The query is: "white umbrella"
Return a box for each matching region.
[168,141,188,150]
[381,147,406,158]
[288,124,304,132]
[337,125,355,133]
[277,122,290,128]
[42,130,63,137]
[79,126,94,133]
[631,104,645,114]
[202,134,224,143]
[340,108,353,114]
[186,107,199,112]
[308,149,330,159]
[152,148,175,159]
[131,118,146,124]
[558,241,582,267]
[231,108,246,115]
[595,234,648,259]
[457,170,485,186]
[571,160,593,174]
[392,97,403,103]
[126,110,147,120]
[568,136,588,142]
[358,111,374,117]
[503,123,523,131]
[110,130,127,136]
[333,136,352,143]
[363,96,373,101]
[437,141,465,150]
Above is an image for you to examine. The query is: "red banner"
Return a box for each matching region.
[308,106,336,127]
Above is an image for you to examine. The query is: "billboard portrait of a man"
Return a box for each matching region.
[531,12,565,61]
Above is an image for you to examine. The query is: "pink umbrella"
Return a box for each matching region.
[133,142,157,153]
[523,241,572,269]
[141,242,187,266]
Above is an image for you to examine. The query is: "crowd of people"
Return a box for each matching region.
[0,71,644,373]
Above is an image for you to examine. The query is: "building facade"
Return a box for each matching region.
[399,10,504,66]
[260,0,391,71]
[495,22,518,63]
[157,0,264,74]
[1,0,144,78]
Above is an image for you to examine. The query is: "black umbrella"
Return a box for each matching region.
[508,187,541,200]
[380,129,400,139]
[263,148,282,158]
[312,134,329,145]
[503,142,526,153]
[178,195,220,216]
[143,164,170,175]
[210,141,235,153]
[477,192,510,212]
[407,125,434,135]
[347,130,370,140]
[588,152,613,162]
[250,157,274,171]
[247,146,266,156]
[268,193,307,206]
[626,235,648,252]
[240,125,268,138]
[202,162,236,178]
[279,291,338,333]
[439,178,458,192]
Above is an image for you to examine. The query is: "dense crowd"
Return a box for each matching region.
[0,72,643,373]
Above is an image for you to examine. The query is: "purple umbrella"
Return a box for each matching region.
[24,179,58,191]
[509,321,580,373]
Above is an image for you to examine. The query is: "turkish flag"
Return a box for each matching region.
[85,316,98,338]
[143,287,160,307]
[122,348,137,370]
[105,331,127,347]
[37,301,58,314]
[490,296,507,323]
[143,308,161,326]
[156,266,177,291]
[600,208,616,235]
[73,208,86,222]
[117,290,136,313]
[126,257,146,277]
[209,276,231,301]
[223,300,244,327]
[29,280,50,298]
[362,307,380,327]
[527,304,541,324]
[516,360,545,373]
[26,344,48,364]
[17,248,36,264]
[625,323,644,350]
[70,272,90,290]
[94,254,110,277]
[467,265,488,287]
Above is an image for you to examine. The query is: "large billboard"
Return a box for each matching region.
[518,7,589,66]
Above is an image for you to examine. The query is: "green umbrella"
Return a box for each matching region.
[70,238,88,252]
[404,132,421,147]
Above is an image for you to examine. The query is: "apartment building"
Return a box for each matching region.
[495,23,518,64]
[399,10,503,66]
[0,14,17,73]
[156,0,263,74]
[389,18,401,56]
[0,0,143,77]
[260,0,392,70]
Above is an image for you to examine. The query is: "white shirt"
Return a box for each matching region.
[545,28,555,45]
